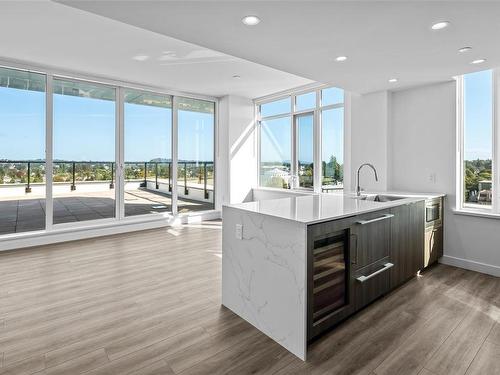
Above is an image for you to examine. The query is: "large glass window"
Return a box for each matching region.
[260,97,291,118]
[296,113,314,188]
[0,64,217,239]
[0,67,46,235]
[321,107,344,190]
[53,79,116,224]
[460,70,493,209]
[296,92,316,112]
[258,86,344,192]
[260,117,292,188]
[177,98,215,213]
[124,90,172,217]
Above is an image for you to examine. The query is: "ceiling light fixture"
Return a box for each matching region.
[431,21,450,30]
[471,59,486,64]
[458,47,472,53]
[388,78,398,83]
[132,54,149,61]
[242,15,261,26]
[335,56,347,62]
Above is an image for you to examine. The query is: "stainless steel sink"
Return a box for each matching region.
[357,194,406,202]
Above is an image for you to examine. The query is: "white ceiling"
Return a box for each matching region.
[57,0,500,94]
[0,1,311,99]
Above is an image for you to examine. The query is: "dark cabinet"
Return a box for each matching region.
[307,202,428,341]
[350,210,392,269]
[389,202,424,288]
[350,210,393,309]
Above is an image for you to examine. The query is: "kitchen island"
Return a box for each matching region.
[222,192,444,360]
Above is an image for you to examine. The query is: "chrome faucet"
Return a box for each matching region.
[356,163,378,196]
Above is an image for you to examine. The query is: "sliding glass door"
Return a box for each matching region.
[0,67,46,235]
[0,64,217,239]
[177,98,215,213]
[124,89,172,217]
[52,79,116,225]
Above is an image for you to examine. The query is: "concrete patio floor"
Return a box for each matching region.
[0,188,214,235]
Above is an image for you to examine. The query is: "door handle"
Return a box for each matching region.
[356,262,394,283]
[356,214,394,225]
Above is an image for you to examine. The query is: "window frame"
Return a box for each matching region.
[0,59,218,239]
[456,69,498,215]
[256,85,345,193]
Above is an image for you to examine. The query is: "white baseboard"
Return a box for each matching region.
[0,210,221,252]
[440,255,500,277]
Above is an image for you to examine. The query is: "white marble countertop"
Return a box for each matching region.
[224,191,445,225]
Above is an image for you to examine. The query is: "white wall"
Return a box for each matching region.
[349,91,389,192]
[389,80,500,276]
[217,95,257,205]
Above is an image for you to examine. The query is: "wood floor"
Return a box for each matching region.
[1,222,500,375]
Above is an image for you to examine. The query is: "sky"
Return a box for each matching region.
[0,86,214,162]
[1,76,490,165]
[464,69,492,161]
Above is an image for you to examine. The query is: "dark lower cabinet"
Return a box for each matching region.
[352,257,392,310]
[389,202,425,288]
[350,210,392,269]
[307,201,428,341]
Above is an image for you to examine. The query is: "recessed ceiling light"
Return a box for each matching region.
[335,56,347,62]
[132,54,149,61]
[242,15,260,26]
[458,47,472,53]
[388,78,398,83]
[431,21,450,30]
[232,75,241,79]
[471,59,486,64]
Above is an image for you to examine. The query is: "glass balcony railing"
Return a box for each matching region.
[0,160,214,199]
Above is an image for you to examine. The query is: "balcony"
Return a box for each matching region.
[0,160,214,235]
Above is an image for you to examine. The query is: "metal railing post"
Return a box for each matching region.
[25,162,32,193]
[184,162,188,195]
[110,162,114,189]
[155,162,159,189]
[140,162,147,188]
[71,162,76,191]
[168,162,172,192]
[204,162,208,199]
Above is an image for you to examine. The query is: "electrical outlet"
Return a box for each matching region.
[235,224,243,240]
[429,173,437,184]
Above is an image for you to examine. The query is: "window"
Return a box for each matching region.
[458,69,494,212]
[260,97,291,118]
[260,117,292,188]
[124,90,172,217]
[177,97,215,212]
[296,92,316,111]
[296,113,314,188]
[0,63,217,239]
[258,86,344,191]
[0,67,46,235]
[321,107,344,189]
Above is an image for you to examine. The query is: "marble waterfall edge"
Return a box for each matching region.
[222,206,308,360]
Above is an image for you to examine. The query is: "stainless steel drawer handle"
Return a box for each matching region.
[356,262,394,283]
[356,214,394,225]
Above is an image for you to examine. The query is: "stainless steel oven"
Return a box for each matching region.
[425,198,442,229]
